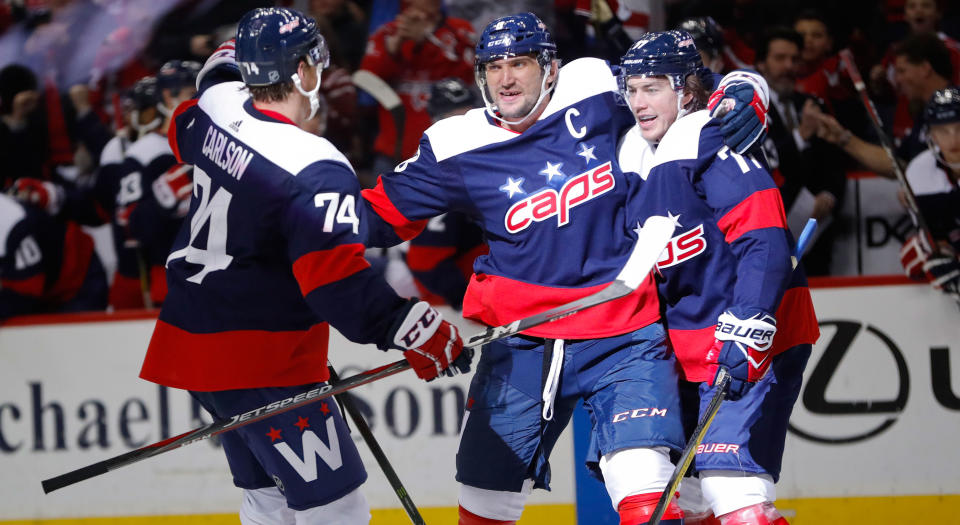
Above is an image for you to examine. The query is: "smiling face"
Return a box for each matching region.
[624,76,691,143]
[483,55,555,121]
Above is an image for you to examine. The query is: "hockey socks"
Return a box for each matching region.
[458,505,516,525]
[618,492,684,525]
[716,502,788,525]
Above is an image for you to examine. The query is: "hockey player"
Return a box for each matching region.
[900,87,960,297]
[361,13,771,525]
[138,8,468,524]
[0,192,108,319]
[617,31,820,525]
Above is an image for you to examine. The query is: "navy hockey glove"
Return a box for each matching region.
[923,254,960,295]
[708,70,770,155]
[390,299,471,381]
[706,309,777,400]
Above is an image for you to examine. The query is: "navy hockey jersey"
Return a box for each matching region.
[622,111,819,381]
[362,58,660,339]
[140,81,406,391]
[905,150,960,252]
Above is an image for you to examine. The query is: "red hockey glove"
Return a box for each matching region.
[899,234,930,280]
[9,177,64,215]
[152,163,193,218]
[708,70,770,155]
[706,310,777,400]
[390,299,471,381]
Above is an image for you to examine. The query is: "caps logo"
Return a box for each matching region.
[279,18,300,34]
[504,161,615,234]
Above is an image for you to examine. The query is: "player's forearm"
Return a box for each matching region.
[844,136,895,177]
[728,229,793,314]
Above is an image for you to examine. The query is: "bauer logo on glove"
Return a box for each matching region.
[715,311,776,353]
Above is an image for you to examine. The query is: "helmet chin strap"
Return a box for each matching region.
[482,64,555,127]
[131,110,162,135]
[292,64,323,120]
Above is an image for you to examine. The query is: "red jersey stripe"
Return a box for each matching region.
[140,320,330,391]
[2,274,45,297]
[407,245,457,271]
[362,179,428,240]
[292,243,370,296]
[716,188,788,244]
[461,272,661,339]
[168,99,199,164]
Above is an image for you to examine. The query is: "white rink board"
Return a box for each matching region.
[779,282,960,498]
[0,309,574,520]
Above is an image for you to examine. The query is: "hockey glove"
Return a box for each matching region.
[390,299,471,381]
[899,234,930,280]
[708,70,770,155]
[707,309,777,400]
[923,254,960,295]
[196,39,240,91]
[152,163,193,218]
[9,177,64,215]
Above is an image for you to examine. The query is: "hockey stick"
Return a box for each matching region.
[837,49,936,251]
[353,69,406,161]
[41,216,676,494]
[648,220,818,525]
[329,365,426,525]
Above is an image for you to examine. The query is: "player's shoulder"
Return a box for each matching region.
[650,110,719,171]
[906,148,952,196]
[100,135,128,166]
[424,108,516,162]
[541,57,618,119]
[126,132,171,166]
[197,83,353,176]
[0,194,26,257]
[617,125,656,179]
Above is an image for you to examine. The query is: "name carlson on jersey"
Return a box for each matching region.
[505,161,615,234]
[657,224,707,269]
[202,126,255,180]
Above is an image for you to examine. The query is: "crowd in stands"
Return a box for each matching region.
[1,0,959,319]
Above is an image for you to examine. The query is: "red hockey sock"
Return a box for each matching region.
[716,502,788,525]
[618,492,684,525]
[458,505,516,525]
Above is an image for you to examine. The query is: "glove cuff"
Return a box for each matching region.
[389,299,442,350]
[715,310,777,351]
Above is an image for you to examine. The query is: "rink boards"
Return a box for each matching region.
[1,279,958,524]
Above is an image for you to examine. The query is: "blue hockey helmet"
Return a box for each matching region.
[474,13,558,124]
[619,30,707,95]
[475,12,557,69]
[235,7,329,87]
[156,60,201,98]
[129,76,162,133]
[925,87,960,126]
[924,86,960,165]
[678,17,724,57]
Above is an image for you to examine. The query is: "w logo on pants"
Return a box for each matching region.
[273,417,343,481]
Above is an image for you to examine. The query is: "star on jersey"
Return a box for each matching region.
[667,211,682,228]
[539,161,565,182]
[499,177,526,198]
[577,143,597,164]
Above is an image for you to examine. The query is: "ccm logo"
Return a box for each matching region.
[400,308,438,348]
[696,443,741,454]
[504,161,615,234]
[657,224,707,269]
[612,407,668,422]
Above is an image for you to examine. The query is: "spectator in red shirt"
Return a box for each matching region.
[358,0,475,176]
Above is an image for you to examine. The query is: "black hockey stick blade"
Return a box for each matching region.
[648,368,732,525]
[42,217,675,494]
[330,366,426,525]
